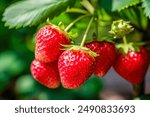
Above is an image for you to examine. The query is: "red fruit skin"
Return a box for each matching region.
[114,47,149,84]
[35,25,70,63]
[30,59,60,88]
[58,50,96,89]
[85,41,117,77]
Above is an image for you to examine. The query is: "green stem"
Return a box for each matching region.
[66,8,89,14]
[123,36,128,45]
[64,14,90,32]
[80,17,94,46]
[95,16,99,39]
[132,82,145,98]
[90,0,98,9]
[81,0,95,14]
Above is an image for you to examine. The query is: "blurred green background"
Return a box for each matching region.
[0,0,104,100]
[1,0,150,100]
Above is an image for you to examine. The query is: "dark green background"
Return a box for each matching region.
[0,0,150,100]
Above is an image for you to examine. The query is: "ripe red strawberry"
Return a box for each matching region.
[114,47,149,84]
[35,25,70,63]
[58,48,96,89]
[30,59,60,88]
[85,41,117,77]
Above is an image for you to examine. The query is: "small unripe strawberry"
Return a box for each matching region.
[35,25,70,63]
[30,59,60,88]
[58,48,96,89]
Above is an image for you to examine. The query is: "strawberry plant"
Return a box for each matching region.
[2,0,150,99]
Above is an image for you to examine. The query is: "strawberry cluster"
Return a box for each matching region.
[31,24,149,89]
[31,25,70,88]
[30,25,116,89]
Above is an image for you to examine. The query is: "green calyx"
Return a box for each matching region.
[109,19,134,38]
[46,19,65,32]
[116,42,140,55]
[67,30,79,40]
[61,45,98,58]
[58,21,65,30]
[46,21,72,41]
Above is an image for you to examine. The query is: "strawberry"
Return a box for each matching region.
[35,25,70,63]
[30,59,60,88]
[58,47,96,89]
[114,47,149,84]
[85,41,117,77]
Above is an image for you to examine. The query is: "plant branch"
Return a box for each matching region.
[80,0,95,14]
[132,81,145,98]
[95,16,99,39]
[80,16,94,46]
[64,14,90,32]
[66,8,89,14]
[123,36,128,45]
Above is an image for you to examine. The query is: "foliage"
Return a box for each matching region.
[143,0,150,19]
[2,0,75,28]
[112,0,141,11]
[2,0,150,28]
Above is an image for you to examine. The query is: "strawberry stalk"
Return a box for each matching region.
[80,16,94,46]
[66,8,89,14]
[95,16,99,39]
[65,0,95,32]
[123,36,127,45]
[64,14,91,32]
[80,0,95,15]
[132,82,145,98]
[92,15,98,40]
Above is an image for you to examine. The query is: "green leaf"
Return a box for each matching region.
[112,0,141,11]
[119,7,148,29]
[143,0,150,18]
[2,0,75,28]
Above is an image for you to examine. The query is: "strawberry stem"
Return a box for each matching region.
[46,18,52,25]
[64,14,90,32]
[80,0,95,15]
[123,36,127,45]
[80,16,94,46]
[94,16,99,40]
[66,8,89,14]
[132,82,145,98]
